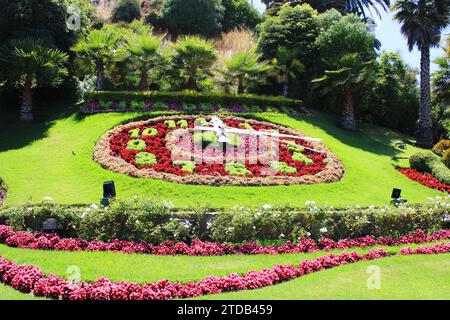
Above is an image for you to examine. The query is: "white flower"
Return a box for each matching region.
[306,232,311,237]
[263,204,272,210]
[320,227,328,234]
[254,211,262,218]
[280,233,285,238]
[90,204,99,210]
[305,200,316,206]
[81,211,88,219]
[27,207,33,212]
[43,196,54,202]
[162,200,174,209]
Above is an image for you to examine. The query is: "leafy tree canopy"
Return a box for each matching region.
[160,0,225,37]
[222,0,262,32]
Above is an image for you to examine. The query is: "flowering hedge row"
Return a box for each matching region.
[398,168,450,193]
[1,225,449,256]
[82,91,305,115]
[1,242,450,300]
[93,115,344,186]
[1,197,449,244]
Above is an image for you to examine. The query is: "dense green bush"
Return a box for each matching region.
[1,197,448,244]
[85,91,303,109]
[112,0,142,23]
[410,152,450,184]
[160,0,224,37]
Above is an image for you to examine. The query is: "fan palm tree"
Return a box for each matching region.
[272,47,304,97]
[393,0,449,148]
[346,0,391,19]
[218,50,271,94]
[171,37,217,91]
[0,39,68,122]
[118,33,163,91]
[72,28,120,91]
[312,53,375,130]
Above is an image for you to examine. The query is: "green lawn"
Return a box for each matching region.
[0,103,443,208]
[0,242,449,300]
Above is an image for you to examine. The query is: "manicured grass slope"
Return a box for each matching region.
[0,242,449,300]
[198,254,450,300]
[0,106,442,208]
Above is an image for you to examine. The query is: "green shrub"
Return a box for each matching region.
[100,100,113,109]
[126,139,147,151]
[292,152,313,165]
[270,161,297,174]
[135,152,157,166]
[173,161,196,173]
[177,120,188,128]
[112,0,141,23]
[433,140,450,156]
[410,152,450,184]
[142,128,158,136]
[0,198,448,243]
[443,149,450,168]
[225,163,251,176]
[84,91,303,112]
[164,120,176,129]
[128,128,140,139]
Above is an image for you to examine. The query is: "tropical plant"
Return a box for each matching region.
[160,0,225,38]
[112,0,142,23]
[170,37,218,90]
[393,0,449,148]
[0,39,68,122]
[345,0,390,19]
[312,53,375,129]
[117,33,163,91]
[221,0,262,32]
[313,12,377,129]
[218,50,271,94]
[271,47,305,97]
[72,28,120,91]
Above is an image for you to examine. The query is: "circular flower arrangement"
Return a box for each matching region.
[93,115,345,186]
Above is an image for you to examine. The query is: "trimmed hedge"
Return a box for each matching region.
[0,197,448,244]
[83,91,304,114]
[410,152,450,185]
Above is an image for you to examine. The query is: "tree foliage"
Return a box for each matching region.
[218,50,271,94]
[160,0,225,37]
[0,39,68,121]
[221,0,262,32]
[112,0,142,23]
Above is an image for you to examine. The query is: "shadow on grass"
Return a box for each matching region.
[0,99,80,152]
[283,112,407,159]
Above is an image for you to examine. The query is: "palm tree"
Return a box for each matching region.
[0,39,68,122]
[171,37,217,91]
[346,0,390,19]
[218,50,271,94]
[272,47,304,97]
[312,53,375,130]
[118,33,163,91]
[393,0,449,148]
[72,28,120,91]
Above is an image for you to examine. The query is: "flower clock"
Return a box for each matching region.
[94,115,345,186]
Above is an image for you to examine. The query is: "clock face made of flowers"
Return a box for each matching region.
[93,115,345,186]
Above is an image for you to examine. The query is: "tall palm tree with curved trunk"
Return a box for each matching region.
[118,33,163,91]
[72,28,120,91]
[393,0,449,148]
[0,39,68,122]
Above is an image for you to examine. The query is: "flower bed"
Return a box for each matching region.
[82,91,306,115]
[397,168,450,193]
[93,115,344,186]
[1,242,450,300]
[1,225,449,256]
